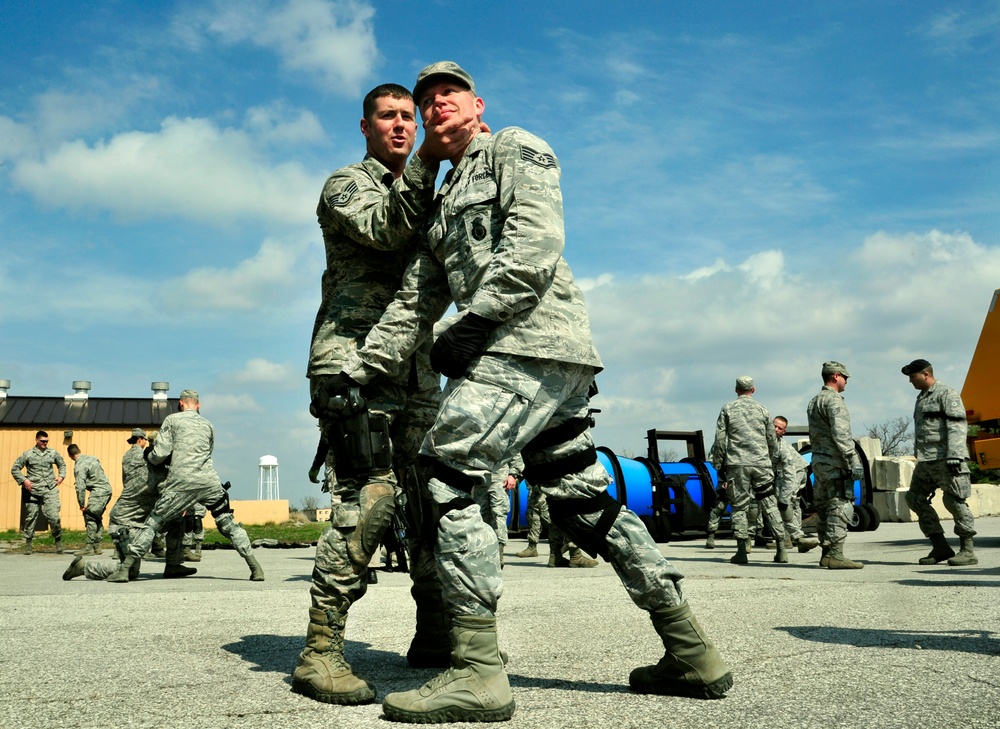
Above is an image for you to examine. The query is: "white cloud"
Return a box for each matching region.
[230,358,298,388]
[160,236,312,311]
[203,0,378,95]
[585,230,1000,455]
[10,115,321,225]
[244,103,325,145]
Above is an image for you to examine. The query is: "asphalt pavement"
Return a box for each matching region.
[1,518,998,729]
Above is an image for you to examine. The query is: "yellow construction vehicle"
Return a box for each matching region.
[962,288,1000,469]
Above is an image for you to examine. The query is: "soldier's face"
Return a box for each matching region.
[418,82,482,127]
[36,436,48,450]
[774,420,787,437]
[908,371,931,391]
[362,96,417,167]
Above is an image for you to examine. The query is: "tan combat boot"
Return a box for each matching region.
[704,532,716,550]
[947,536,978,566]
[291,608,376,705]
[918,533,955,565]
[515,542,538,558]
[630,603,733,699]
[246,553,265,581]
[568,547,599,568]
[382,615,515,722]
[819,545,830,567]
[774,539,788,563]
[795,536,819,553]
[63,556,86,581]
[826,542,863,569]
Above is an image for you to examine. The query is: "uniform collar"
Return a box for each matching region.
[362,154,396,188]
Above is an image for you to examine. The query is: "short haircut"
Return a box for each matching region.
[774,416,788,425]
[36,430,48,439]
[363,83,413,121]
[67,444,81,457]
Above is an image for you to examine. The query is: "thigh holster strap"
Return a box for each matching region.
[419,454,476,494]
[524,417,592,453]
[523,446,597,485]
[547,490,622,559]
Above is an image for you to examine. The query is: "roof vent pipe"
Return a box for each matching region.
[0,379,9,400]
[151,382,170,401]
[66,380,91,401]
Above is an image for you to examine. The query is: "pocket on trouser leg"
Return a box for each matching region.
[435,501,501,616]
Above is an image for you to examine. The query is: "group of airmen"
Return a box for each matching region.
[707,359,978,570]
[11,390,265,583]
[12,59,983,725]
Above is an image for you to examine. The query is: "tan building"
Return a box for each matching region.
[1,380,288,533]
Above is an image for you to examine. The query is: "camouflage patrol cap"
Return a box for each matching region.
[127,428,147,444]
[821,361,851,378]
[901,358,931,375]
[735,375,754,392]
[179,389,199,401]
[413,61,475,105]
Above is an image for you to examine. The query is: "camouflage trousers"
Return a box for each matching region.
[483,472,511,547]
[905,460,976,539]
[84,521,185,580]
[726,465,785,543]
[82,492,111,546]
[811,462,854,548]
[23,485,62,541]
[523,483,550,543]
[423,354,685,618]
[125,482,253,560]
[778,494,805,541]
[183,503,206,547]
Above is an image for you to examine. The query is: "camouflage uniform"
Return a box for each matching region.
[73,454,113,548]
[709,395,785,549]
[11,446,66,544]
[482,455,521,558]
[294,149,445,702]
[906,381,974,539]
[119,409,259,575]
[774,438,808,542]
[806,386,861,553]
[345,127,700,633]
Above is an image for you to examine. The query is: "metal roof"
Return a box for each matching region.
[0,397,180,428]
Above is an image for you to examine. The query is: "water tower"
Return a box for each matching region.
[258,455,280,500]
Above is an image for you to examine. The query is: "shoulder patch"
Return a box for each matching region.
[520,145,558,169]
[328,181,359,207]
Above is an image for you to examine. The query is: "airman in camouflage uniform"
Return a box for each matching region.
[67,445,112,555]
[901,359,977,566]
[709,376,786,565]
[483,456,520,567]
[332,62,731,723]
[292,83,474,707]
[11,431,65,554]
[104,390,263,584]
[64,437,192,582]
[806,361,864,569]
[773,416,818,552]
[514,481,597,567]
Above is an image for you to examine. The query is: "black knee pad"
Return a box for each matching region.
[207,493,233,519]
[547,491,622,560]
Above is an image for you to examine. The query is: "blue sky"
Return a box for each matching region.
[2,1,998,507]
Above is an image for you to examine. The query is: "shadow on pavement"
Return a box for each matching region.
[776,626,1000,656]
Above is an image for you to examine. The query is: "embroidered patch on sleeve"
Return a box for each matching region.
[520,146,558,169]
[328,181,359,207]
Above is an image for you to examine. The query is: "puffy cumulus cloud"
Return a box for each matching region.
[159,236,311,311]
[199,392,262,414]
[584,230,1000,456]
[10,115,321,225]
[244,103,325,146]
[230,358,298,389]
[203,0,378,95]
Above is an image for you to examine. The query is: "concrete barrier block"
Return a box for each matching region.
[858,436,883,463]
[973,484,1000,517]
[873,491,911,522]
[873,456,915,492]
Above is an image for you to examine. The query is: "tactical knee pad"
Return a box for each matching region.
[346,480,397,570]
[547,491,622,560]
[207,493,233,520]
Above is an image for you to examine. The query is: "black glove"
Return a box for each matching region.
[946,458,964,475]
[310,372,359,418]
[430,313,499,378]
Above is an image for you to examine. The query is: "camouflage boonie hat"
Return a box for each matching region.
[413,61,475,105]
[127,428,147,444]
[735,375,754,391]
[821,361,851,378]
[179,389,199,400]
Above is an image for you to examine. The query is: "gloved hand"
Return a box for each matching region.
[430,313,499,378]
[850,463,864,482]
[310,373,359,418]
[946,458,965,475]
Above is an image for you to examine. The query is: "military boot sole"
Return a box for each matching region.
[63,556,85,581]
[918,549,955,565]
[947,555,978,566]
[382,698,516,723]
[826,558,863,569]
[629,670,733,700]
[291,679,376,705]
[164,566,198,579]
[729,554,748,565]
